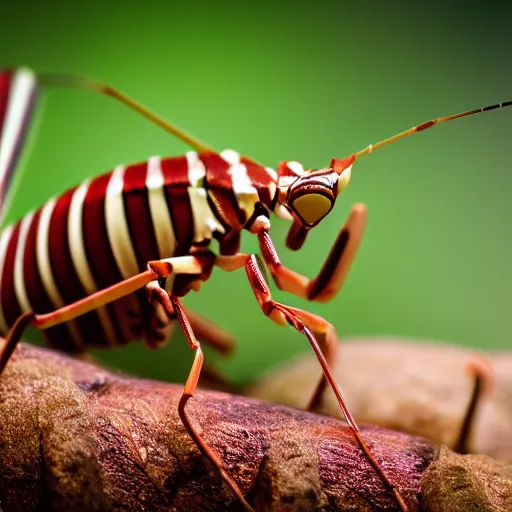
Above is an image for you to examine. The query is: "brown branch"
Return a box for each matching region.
[0,341,510,511]
[248,337,512,460]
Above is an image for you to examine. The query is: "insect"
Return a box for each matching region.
[0,67,510,511]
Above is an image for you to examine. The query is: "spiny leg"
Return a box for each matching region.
[454,357,494,454]
[244,254,408,512]
[146,285,253,511]
[0,255,206,374]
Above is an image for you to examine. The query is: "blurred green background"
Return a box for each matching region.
[1,1,510,384]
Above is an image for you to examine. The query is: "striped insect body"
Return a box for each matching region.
[0,148,282,350]
[0,67,510,512]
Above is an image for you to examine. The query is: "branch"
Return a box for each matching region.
[248,337,512,460]
[0,341,510,511]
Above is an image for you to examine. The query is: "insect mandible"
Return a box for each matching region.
[0,67,510,511]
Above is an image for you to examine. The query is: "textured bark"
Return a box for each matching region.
[421,446,512,512]
[248,338,512,460]
[0,341,510,511]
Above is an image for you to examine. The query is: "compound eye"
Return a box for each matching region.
[291,193,333,225]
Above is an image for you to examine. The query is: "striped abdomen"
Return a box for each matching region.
[0,149,278,353]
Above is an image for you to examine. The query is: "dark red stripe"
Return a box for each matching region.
[83,168,146,346]
[122,161,167,345]
[160,155,190,186]
[23,210,52,313]
[160,156,193,255]
[242,157,275,208]
[82,173,127,344]
[123,161,160,268]
[201,151,247,229]
[218,230,241,255]
[0,222,22,327]
[48,187,108,349]
[23,209,72,348]
[207,188,245,230]
[82,173,124,289]
[277,161,302,177]
[200,152,232,188]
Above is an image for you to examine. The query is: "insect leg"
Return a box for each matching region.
[0,255,205,374]
[215,251,341,409]
[252,206,365,412]
[259,203,368,303]
[144,285,253,511]
[144,282,235,355]
[453,356,494,454]
[182,305,236,356]
[244,254,408,511]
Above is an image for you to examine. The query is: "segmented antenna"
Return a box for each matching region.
[38,73,215,153]
[353,101,512,160]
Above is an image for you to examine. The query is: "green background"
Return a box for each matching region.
[1,1,510,384]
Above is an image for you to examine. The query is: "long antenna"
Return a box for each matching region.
[38,73,215,153]
[352,101,512,160]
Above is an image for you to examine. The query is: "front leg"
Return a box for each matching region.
[243,254,407,511]
[259,203,367,302]
[254,205,366,410]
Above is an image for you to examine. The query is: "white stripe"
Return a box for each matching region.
[220,149,241,166]
[222,149,276,213]
[188,187,225,242]
[0,225,14,333]
[104,165,142,344]
[187,152,225,242]
[0,69,36,194]
[265,166,278,182]
[286,161,304,175]
[146,156,176,258]
[36,197,84,348]
[68,180,116,345]
[37,198,63,307]
[13,211,34,313]
[186,151,206,187]
[228,162,258,195]
[226,160,260,218]
[68,181,96,292]
[105,165,139,278]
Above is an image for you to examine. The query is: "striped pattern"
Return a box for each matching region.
[0,150,279,351]
[0,68,38,222]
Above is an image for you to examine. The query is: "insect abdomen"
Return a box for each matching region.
[0,150,276,352]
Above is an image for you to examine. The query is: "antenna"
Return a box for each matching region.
[352,101,512,161]
[39,73,215,153]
